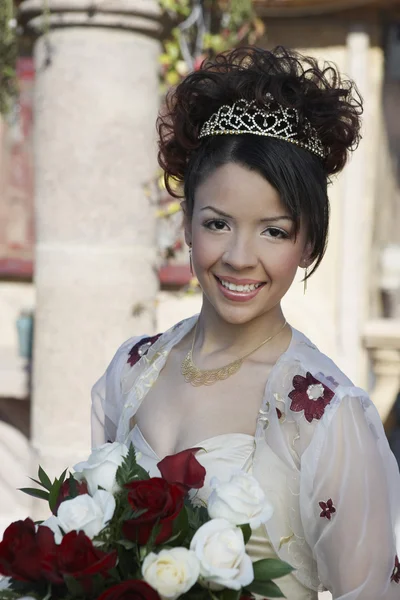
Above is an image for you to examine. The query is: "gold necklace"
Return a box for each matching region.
[181,320,287,387]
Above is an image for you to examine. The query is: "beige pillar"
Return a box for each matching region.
[339,27,374,382]
[19,0,161,509]
[364,319,400,422]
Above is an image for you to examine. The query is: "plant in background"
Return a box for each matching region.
[0,0,18,115]
[156,0,265,276]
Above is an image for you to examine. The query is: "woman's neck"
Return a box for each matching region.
[194,297,288,360]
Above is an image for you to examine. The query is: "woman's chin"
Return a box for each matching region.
[208,299,269,326]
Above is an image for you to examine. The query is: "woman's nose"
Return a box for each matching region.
[222,236,258,271]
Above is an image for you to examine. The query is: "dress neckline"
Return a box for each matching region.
[132,423,255,461]
[118,315,306,444]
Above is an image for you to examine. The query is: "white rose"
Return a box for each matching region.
[42,514,63,544]
[73,442,128,496]
[190,518,253,590]
[56,489,115,539]
[142,548,200,600]
[208,472,274,529]
[0,577,10,590]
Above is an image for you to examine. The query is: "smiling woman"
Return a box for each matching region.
[91,46,400,600]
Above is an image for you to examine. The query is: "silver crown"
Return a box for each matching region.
[199,95,325,159]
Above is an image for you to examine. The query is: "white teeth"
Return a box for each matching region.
[219,278,262,292]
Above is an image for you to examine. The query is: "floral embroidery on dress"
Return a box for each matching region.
[288,372,334,423]
[127,334,162,367]
[391,555,400,583]
[319,498,336,520]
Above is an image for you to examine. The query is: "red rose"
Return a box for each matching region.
[43,531,117,593]
[0,518,55,581]
[158,448,205,491]
[97,580,160,600]
[53,477,88,515]
[123,478,185,545]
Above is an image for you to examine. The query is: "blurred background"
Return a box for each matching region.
[1,0,400,559]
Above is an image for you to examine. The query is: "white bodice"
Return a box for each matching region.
[130,423,317,600]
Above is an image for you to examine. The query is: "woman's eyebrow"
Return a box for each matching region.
[200,206,294,223]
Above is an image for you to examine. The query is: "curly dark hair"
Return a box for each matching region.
[157,46,363,276]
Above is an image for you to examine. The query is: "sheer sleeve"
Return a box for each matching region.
[300,388,400,599]
[91,337,139,448]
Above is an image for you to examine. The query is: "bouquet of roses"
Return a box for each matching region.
[0,442,293,600]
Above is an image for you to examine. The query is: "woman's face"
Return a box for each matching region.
[184,162,311,326]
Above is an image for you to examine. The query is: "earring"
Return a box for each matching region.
[303,267,308,295]
[189,246,193,275]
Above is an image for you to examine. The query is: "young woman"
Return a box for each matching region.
[91,47,400,599]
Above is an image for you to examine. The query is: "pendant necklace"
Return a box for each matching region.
[181,319,287,387]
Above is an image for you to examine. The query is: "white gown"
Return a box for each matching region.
[91,315,400,600]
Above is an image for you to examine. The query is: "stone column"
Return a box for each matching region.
[337,26,380,385]
[364,319,400,422]
[19,0,160,513]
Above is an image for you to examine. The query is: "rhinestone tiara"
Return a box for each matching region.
[199,95,325,159]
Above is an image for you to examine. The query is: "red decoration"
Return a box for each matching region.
[127,334,162,367]
[0,518,55,582]
[123,478,185,545]
[391,555,400,584]
[319,498,336,520]
[42,531,117,593]
[158,447,206,491]
[97,580,161,600]
[289,372,334,423]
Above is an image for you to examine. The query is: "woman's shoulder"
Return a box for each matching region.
[269,327,370,430]
[284,327,354,389]
[111,316,197,372]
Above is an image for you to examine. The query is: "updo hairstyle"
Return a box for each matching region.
[157,46,363,277]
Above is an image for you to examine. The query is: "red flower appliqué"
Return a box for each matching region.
[127,334,161,367]
[288,372,334,423]
[391,555,400,583]
[319,498,336,520]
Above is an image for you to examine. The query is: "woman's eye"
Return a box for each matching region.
[264,227,289,239]
[204,219,228,231]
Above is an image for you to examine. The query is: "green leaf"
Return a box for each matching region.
[49,477,63,513]
[116,538,137,550]
[38,465,53,491]
[165,507,189,546]
[68,475,78,497]
[64,574,85,597]
[246,579,285,598]
[221,589,241,600]
[28,476,47,488]
[59,468,68,485]
[253,558,294,581]
[239,523,252,545]
[145,521,162,554]
[116,444,150,486]
[121,506,148,522]
[19,487,49,501]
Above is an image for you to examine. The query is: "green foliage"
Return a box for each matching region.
[239,523,252,545]
[115,445,150,487]
[20,466,69,514]
[0,0,17,116]
[252,557,294,580]
[158,0,265,92]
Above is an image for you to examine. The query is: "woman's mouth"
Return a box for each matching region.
[214,275,266,302]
